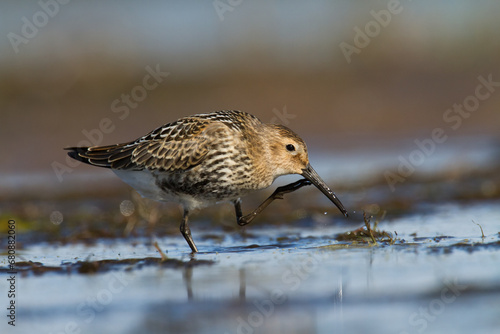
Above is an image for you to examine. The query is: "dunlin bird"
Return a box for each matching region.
[66,110,347,252]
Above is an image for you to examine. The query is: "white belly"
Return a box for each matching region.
[112,169,218,210]
[113,169,169,200]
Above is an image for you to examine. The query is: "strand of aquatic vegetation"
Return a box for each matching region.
[333,210,397,245]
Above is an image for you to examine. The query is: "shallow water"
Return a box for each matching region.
[1,200,499,334]
[1,140,499,333]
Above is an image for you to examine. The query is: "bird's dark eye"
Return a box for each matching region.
[286,144,295,152]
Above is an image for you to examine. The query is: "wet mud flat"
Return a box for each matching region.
[1,164,500,334]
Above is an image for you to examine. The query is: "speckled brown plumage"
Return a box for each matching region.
[66,110,347,252]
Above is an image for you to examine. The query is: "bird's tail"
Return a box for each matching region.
[64,144,138,170]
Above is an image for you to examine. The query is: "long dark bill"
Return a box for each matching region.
[301,164,348,217]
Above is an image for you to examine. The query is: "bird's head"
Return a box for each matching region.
[264,124,348,217]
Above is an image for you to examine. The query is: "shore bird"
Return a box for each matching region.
[66,110,347,252]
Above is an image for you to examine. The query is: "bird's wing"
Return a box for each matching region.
[130,135,210,171]
[66,117,229,172]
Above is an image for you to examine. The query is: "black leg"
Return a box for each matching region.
[233,198,243,222]
[237,179,312,226]
[180,208,198,253]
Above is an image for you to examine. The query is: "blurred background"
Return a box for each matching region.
[0,0,499,201]
[2,2,500,334]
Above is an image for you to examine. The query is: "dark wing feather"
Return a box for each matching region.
[65,144,139,170]
[65,117,227,172]
[131,136,210,171]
